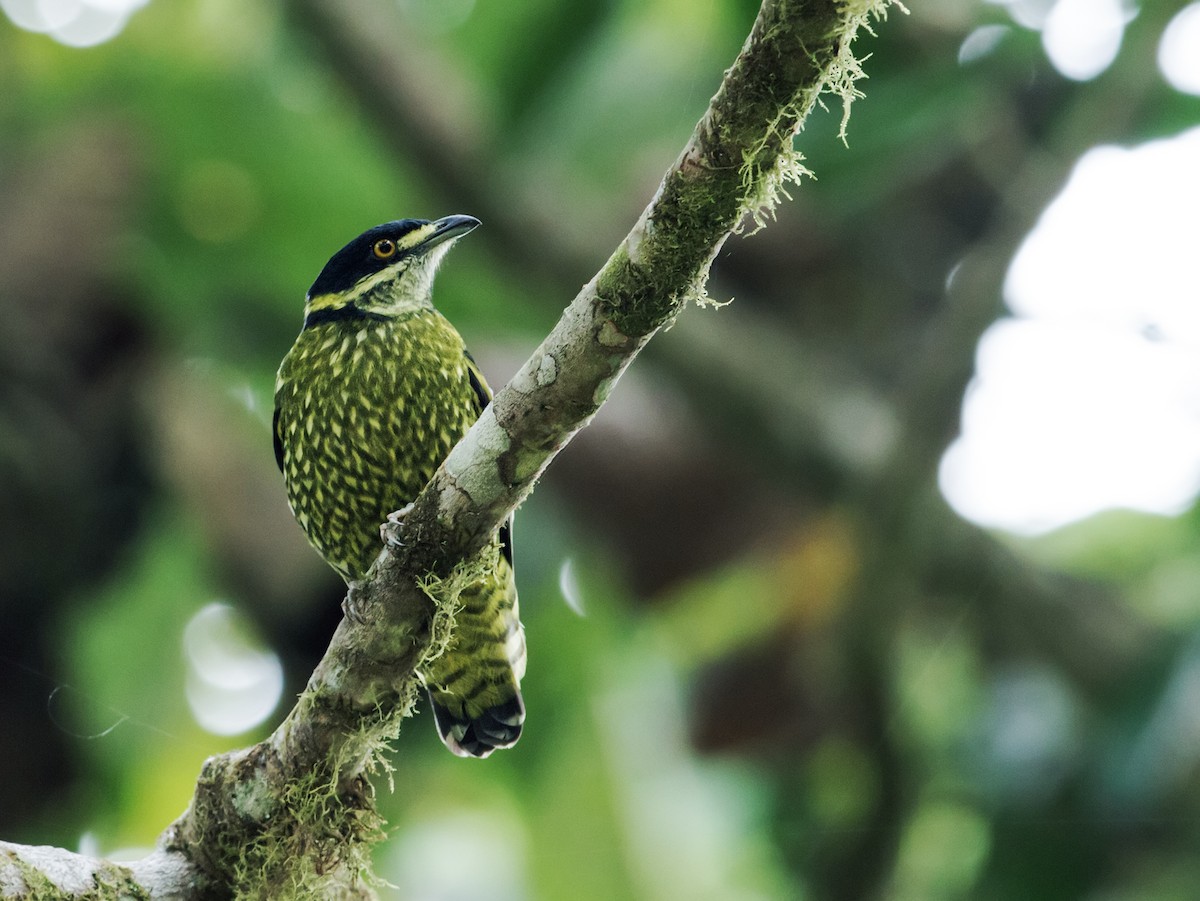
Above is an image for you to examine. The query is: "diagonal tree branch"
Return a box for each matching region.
[0,1,900,896]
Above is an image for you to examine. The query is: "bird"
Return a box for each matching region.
[273,215,525,757]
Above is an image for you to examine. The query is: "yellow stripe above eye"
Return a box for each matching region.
[395,222,438,252]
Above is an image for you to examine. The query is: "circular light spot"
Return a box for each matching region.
[958,24,1010,64]
[989,0,1055,31]
[0,0,51,31]
[942,127,1200,534]
[894,800,991,897]
[177,160,264,244]
[183,602,284,736]
[1,0,150,46]
[85,0,147,12]
[558,558,586,616]
[940,320,1200,533]
[1007,130,1200,338]
[1041,0,1128,81]
[50,4,126,47]
[1159,3,1200,95]
[36,0,81,30]
[386,810,527,901]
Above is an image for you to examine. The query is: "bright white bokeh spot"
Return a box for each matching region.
[959,24,1011,65]
[987,0,1056,30]
[1159,3,1200,96]
[987,0,1134,80]
[941,127,1200,534]
[386,810,527,901]
[558,557,587,617]
[51,4,126,46]
[84,0,145,11]
[591,648,790,901]
[1041,0,1129,81]
[36,0,82,30]
[0,0,148,45]
[941,320,1200,533]
[0,0,48,29]
[183,602,284,736]
[1006,132,1200,336]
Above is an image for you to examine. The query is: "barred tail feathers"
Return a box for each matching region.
[426,569,526,758]
[430,686,525,758]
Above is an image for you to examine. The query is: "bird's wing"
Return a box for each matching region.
[272,405,285,473]
[464,349,492,414]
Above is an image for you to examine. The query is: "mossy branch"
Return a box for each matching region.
[391,0,900,574]
[0,1,900,897]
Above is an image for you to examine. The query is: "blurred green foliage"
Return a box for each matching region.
[4,1,1200,899]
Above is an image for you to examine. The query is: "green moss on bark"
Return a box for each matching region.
[596,0,900,339]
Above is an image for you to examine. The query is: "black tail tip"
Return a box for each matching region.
[430,693,525,758]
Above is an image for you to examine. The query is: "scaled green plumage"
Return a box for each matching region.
[274,215,525,757]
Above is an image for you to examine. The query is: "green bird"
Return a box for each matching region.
[273,214,525,757]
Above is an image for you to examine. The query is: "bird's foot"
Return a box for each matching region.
[343,580,369,625]
[382,502,416,548]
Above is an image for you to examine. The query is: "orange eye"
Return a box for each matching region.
[372,239,397,260]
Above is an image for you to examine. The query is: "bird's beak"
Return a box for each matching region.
[417,215,481,253]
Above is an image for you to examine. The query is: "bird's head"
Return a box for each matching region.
[304,214,479,323]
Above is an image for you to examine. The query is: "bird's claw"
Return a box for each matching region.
[343,581,368,625]
[382,502,416,548]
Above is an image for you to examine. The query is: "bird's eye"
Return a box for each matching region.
[372,239,397,260]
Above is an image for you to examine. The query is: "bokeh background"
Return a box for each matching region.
[3,0,1200,898]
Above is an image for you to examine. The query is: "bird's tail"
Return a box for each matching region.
[425,563,526,758]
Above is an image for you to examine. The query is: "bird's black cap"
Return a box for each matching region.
[307,215,480,298]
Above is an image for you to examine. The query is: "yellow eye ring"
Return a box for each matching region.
[372,239,397,260]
